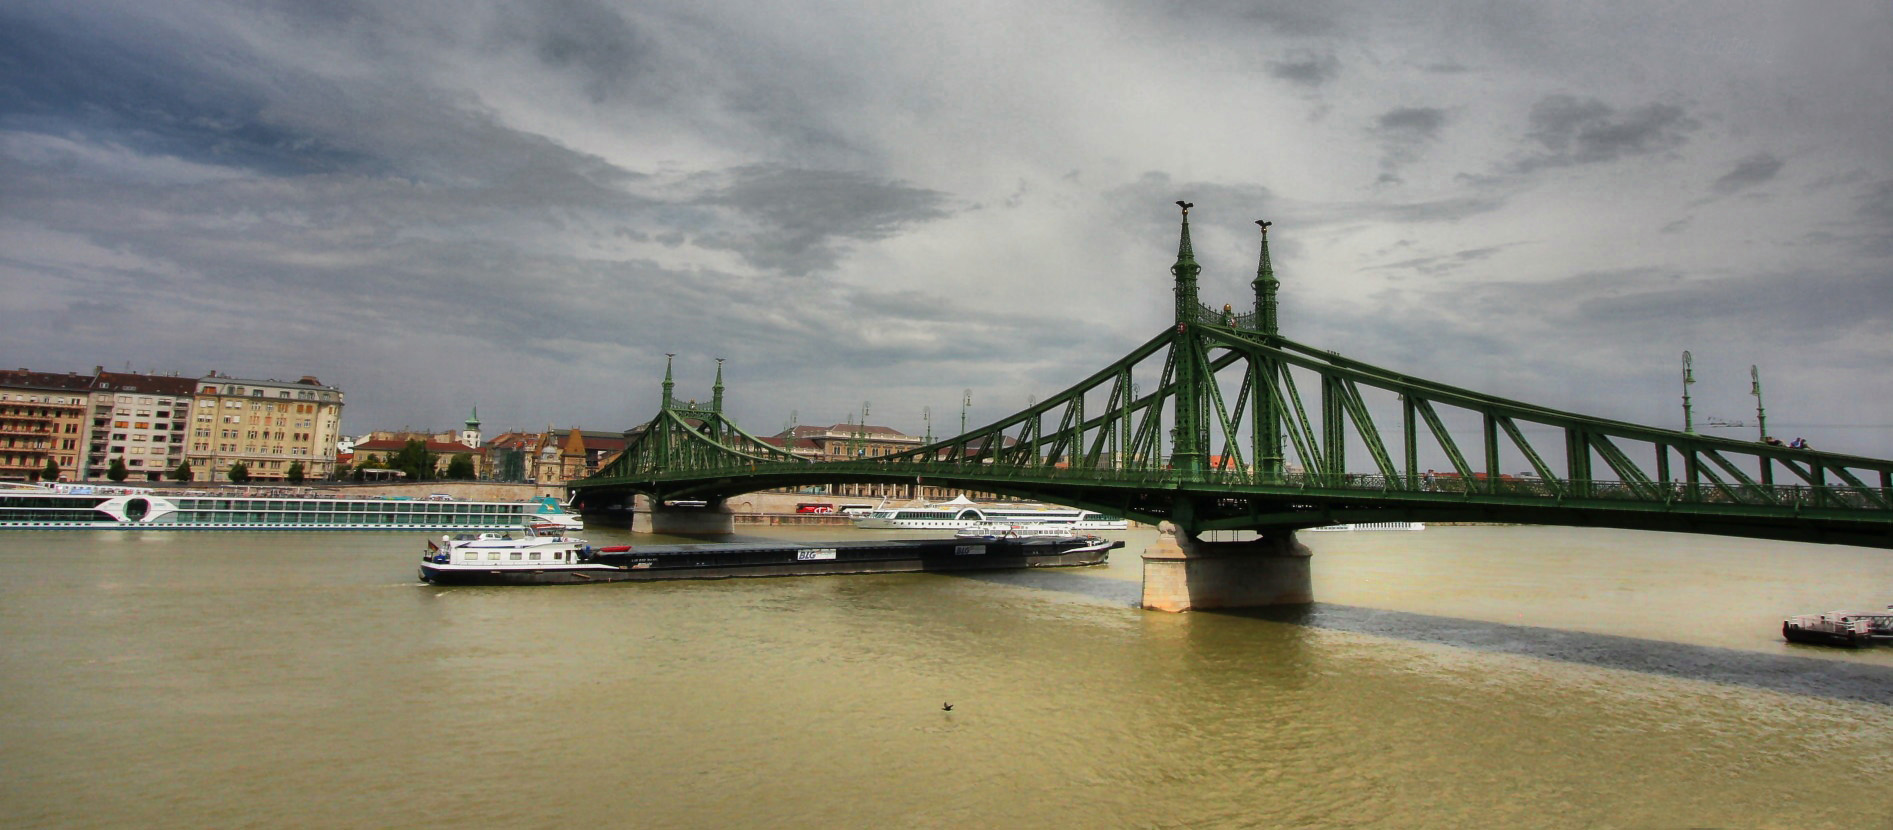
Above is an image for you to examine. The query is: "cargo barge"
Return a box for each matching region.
[417,527,1120,586]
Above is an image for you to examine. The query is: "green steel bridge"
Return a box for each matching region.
[570,204,1893,550]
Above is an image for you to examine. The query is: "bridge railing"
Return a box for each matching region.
[631,459,1892,513]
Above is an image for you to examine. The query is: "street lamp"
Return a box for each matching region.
[1681,350,1696,434]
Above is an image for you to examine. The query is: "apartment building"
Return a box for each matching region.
[87,371,198,481]
[0,370,94,481]
[186,374,345,481]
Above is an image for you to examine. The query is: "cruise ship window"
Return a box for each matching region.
[529,552,542,560]
[488,552,502,561]
[552,552,564,561]
[509,552,523,561]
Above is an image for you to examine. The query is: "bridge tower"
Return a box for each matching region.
[1251,219,1286,479]
[1168,202,1209,480]
[632,355,740,534]
[1142,204,1311,613]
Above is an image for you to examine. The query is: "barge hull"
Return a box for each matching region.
[1781,622,1873,648]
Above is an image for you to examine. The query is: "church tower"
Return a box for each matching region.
[459,407,483,449]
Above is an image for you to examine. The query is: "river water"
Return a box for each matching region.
[2,524,1891,828]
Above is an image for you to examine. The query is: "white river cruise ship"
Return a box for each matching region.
[0,484,581,531]
[853,495,1128,530]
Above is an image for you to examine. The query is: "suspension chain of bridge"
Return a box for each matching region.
[571,203,1893,549]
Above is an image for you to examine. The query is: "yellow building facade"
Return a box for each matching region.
[186,374,345,481]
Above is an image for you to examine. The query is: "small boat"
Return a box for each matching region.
[1781,607,1893,648]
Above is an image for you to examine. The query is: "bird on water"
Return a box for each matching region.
[942,703,953,712]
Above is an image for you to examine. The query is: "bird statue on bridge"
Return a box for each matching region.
[1176,200,1193,215]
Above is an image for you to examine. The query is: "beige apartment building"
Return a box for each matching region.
[186,374,345,482]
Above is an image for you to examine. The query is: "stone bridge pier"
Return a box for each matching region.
[1140,522,1312,612]
[630,494,737,535]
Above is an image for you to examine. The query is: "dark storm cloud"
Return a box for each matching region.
[489,0,658,103]
[1376,107,1448,137]
[693,165,954,275]
[1858,178,1893,258]
[1451,266,1893,363]
[1333,195,1509,225]
[1860,178,1893,222]
[1268,52,1340,87]
[1711,153,1784,195]
[0,4,652,197]
[1370,244,1510,278]
[1372,106,1450,178]
[1142,0,1341,36]
[0,8,372,177]
[1515,94,1700,172]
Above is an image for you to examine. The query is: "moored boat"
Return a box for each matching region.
[853,494,1128,530]
[417,528,1121,586]
[0,484,580,531]
[1782,613,1875,648]
[953,521,1090,541]
[1781,608,1893,648]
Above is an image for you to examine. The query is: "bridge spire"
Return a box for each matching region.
[1169,200,1207,477]
[1253,220,1279,338]
[712,357,725,414]
[1171,201,1201,328]
[662,353,676,410]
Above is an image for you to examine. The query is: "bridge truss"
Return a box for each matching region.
[573,207,1893,548]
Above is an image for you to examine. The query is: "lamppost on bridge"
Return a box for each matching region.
[1751,365,1768,443]
[1682,350,1696,434]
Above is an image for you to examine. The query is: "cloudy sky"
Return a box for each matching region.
[4,1,1890,457]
